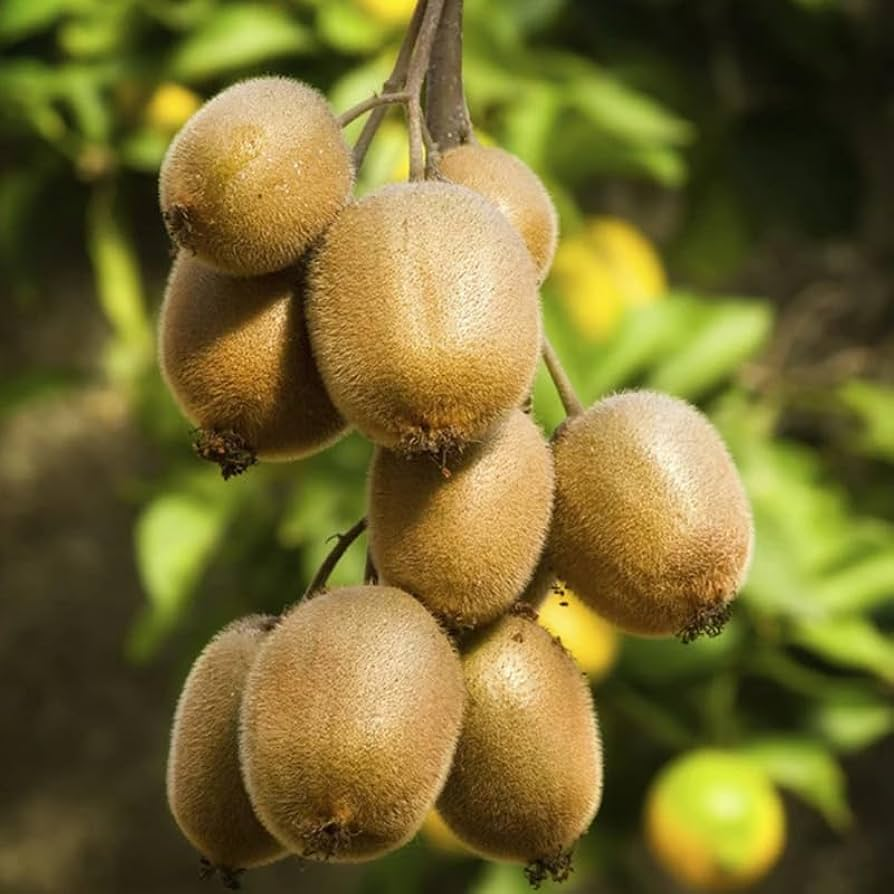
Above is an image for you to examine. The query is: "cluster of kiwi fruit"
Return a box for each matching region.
[158,11,753,889]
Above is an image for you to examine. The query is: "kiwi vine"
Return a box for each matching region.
[160,0,754,889]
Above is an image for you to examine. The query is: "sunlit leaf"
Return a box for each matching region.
[318,0,389,54]
[809,691,894,753]
[838,379,894,462]
[740,736,851,829]
[129,478,237,660]
[0,0,69,44]
[86,182,152,378]
[170,4,313,81]
[792,616,894,683]
[647,300,772,400]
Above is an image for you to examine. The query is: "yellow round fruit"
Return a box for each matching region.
[587,217,667,307]
[420,811,472,857]
[645,750,786,891]
[356,0,416,25]
[537,585,619,682]
[145,83,202,134]
[551,235,625,340]
[550,216,667,341]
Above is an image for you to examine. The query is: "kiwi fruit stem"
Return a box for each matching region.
[301,517,368,600]
[350,0,445,178]
[425,0,474,155]
[337,91,411,128]
[542,335,583,417]
[353,0,428,167]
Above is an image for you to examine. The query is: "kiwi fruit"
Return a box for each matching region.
[306,181,541,455]
[548,390,753,640]
[239,585,466,862]
[368,408,554,628]
[167,615,285,886]
[159,76,353,276]
[158,252,347,477]
[438,143,558,281]
[437,609,603,885]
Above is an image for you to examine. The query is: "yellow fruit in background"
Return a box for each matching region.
[551,236,625,340]
[538,585,619,682]
[356,0,416,26]
[587,217,667,307]
[550,216,667,341]
[645,750,786,891]
[420,810,473,857]
[144,83,201,134]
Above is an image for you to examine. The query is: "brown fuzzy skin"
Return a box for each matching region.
[158,253,347,461]
[306,181,542,454]
[438,144,559,282]
[549,390,754,638]
[159,77,353,276]
[368,409,554,628]
[167,615,285,874]
[437,614,602,870]
[239,586,466,862]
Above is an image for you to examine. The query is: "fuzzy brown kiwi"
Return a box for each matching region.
[548,390,753,640]
[159,76,353,276]
[158,252,347,477]
[167,615,285,886]
[368,409,554,628]
[438,143,558,282]
[306,181,541,456]
[437,610,603,886]
[239,585,466,862]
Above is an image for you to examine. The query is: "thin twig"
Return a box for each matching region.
[543,335,584,417]
[301,518,368,601]
[403,0,446,180]
[338,91,411,128]
[353,0,428,168]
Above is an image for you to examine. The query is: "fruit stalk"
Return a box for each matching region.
[542,335,583,417]
[337,91,411,127]
[353,0,428,167]
[301,517,368,600]
[425,0,473,154]
[403,0,446,179]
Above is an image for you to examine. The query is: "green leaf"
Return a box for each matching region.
[576,295,702,400]
[129,478,237,660]
[814,553,894,614]
[170,4,313,81]
[647,300,772,400]
[792,616,894,683]
[740,736,851,829]
[0,0,69,44]
[317,0,389,54]
[546,55,692,148]
[619,616,745,683]
[809,691,894,753]
[86,182,152,378]
[838,379,894,461]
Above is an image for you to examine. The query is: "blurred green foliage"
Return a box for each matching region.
[3,0,893,890]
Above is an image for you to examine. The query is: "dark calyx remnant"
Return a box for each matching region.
[510,601,539,623]
[164,203,196,252]
[302,820,355,860]
[193,429,258,480]
[198,858,245,891]
[524,850,574,889]
[676,600,734,644]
